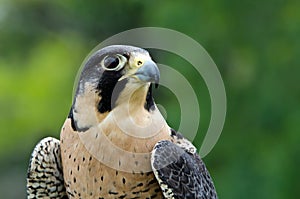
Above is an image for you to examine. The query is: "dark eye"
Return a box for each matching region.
[101,54,127,71]
[104,56,119,69]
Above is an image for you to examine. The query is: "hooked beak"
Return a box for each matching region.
[135,60,160,88]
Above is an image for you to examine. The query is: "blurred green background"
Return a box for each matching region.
[1,0,299,198]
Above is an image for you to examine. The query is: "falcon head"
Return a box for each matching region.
[69,45,161,131]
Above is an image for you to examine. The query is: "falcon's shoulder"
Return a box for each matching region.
[26,137,67,199]
[151,129,218,199]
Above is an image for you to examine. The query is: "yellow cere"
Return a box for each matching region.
[129,53,150,69]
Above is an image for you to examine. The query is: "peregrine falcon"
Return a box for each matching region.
[26,45,218,199]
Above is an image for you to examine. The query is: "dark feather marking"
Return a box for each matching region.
[108,190,119,195]
[97,71,126,113]
[68,108,76,131]
[145,84,155,111]
[170,128,184,139]
[68,108,90,132]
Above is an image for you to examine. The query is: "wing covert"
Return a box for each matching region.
[151,138,218,199]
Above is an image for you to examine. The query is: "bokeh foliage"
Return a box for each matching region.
[0,0,299,198]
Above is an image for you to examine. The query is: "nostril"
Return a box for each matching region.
[137,60,143,66]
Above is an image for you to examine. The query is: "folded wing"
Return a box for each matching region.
[26,137,67,199]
